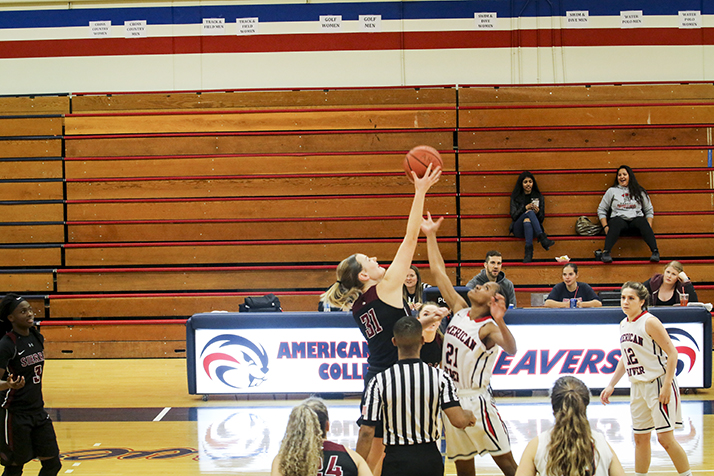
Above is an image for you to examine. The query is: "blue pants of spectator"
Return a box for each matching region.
[604,216,658,252]
[512,210,543,246]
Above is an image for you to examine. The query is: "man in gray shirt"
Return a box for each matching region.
[466,250,517,308]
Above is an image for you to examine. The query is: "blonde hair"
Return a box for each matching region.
[664,260,684,274]
[321,255,364,310]
[277,398,328,476]
[546,376,597,476]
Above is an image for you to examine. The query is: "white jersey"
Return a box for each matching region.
[619,311,667,383]
[534,427,613,476]
[442,308,497,392]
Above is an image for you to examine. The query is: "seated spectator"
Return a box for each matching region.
[544,263,602,308]
[597,165,659,263]
[403,265,430,311]
[466,250,517,308]
[644,260,698,306]
[510,171,554,263]
[515,376,624,476]
[271,397,372,476]
[416,301,448,366]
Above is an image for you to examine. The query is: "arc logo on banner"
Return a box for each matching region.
[200,334,270,389]
[195,327,368,394]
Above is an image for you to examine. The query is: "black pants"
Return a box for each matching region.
[358,368,383,438]
[382,442,443,476]
[604,216,658,252]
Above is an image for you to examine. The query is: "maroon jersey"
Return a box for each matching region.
[352,286,411,374]
[319,441,359,476]
[0,329,45,413]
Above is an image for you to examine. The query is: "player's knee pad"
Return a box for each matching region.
[2,464,23,476]
[38,456,61,476]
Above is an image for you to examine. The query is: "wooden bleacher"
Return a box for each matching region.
[0,85,712,358]
[457,83,714,299]
[0,96,67,305]
[47,88,457,356]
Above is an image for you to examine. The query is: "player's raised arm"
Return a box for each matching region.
[421,212,468,313]
[377,165,441,306]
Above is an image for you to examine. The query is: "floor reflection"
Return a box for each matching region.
[194,400,705,472]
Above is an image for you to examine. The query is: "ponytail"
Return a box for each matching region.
[277,398,326,476]
[546,376,597,476]
[321,255,364,310]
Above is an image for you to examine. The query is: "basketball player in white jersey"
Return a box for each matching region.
[421,213,518,476]
[600,281,691,476]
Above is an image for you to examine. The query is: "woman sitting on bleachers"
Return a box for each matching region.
[544,263,602,308]
[509,171,554,263]
[597,165,659,263]
[403,265,429,311]
[644,260,698,306]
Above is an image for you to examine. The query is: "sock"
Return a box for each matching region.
[635,473,647,476]
[678,471,692,476]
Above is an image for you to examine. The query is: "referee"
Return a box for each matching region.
[356,315,475,476]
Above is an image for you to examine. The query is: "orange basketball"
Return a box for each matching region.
[403,145,443,182]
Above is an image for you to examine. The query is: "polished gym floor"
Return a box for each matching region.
[39,359,714,475]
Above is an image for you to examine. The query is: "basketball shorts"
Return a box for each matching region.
[630,376,683,434]
[443,388,511,460]
[0,409,59,466]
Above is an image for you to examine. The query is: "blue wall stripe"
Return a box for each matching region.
[0,0,713,30]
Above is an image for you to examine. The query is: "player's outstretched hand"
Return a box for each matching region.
[490,293,507,322]
[599,386,614,405]
[412,163,442,194]
[7,374,24,390]
[420,212,444,236]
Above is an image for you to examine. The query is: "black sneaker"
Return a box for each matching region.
[650,250,660,263]
[602,251,612,263]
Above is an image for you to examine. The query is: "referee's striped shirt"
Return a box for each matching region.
[361,358,461,446]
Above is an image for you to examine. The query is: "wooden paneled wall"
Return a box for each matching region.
[1,85,713,358]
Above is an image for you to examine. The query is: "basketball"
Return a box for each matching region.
[403,145,443,182]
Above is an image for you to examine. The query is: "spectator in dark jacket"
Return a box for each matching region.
[510,171,554,263]
[644,260,698,306]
